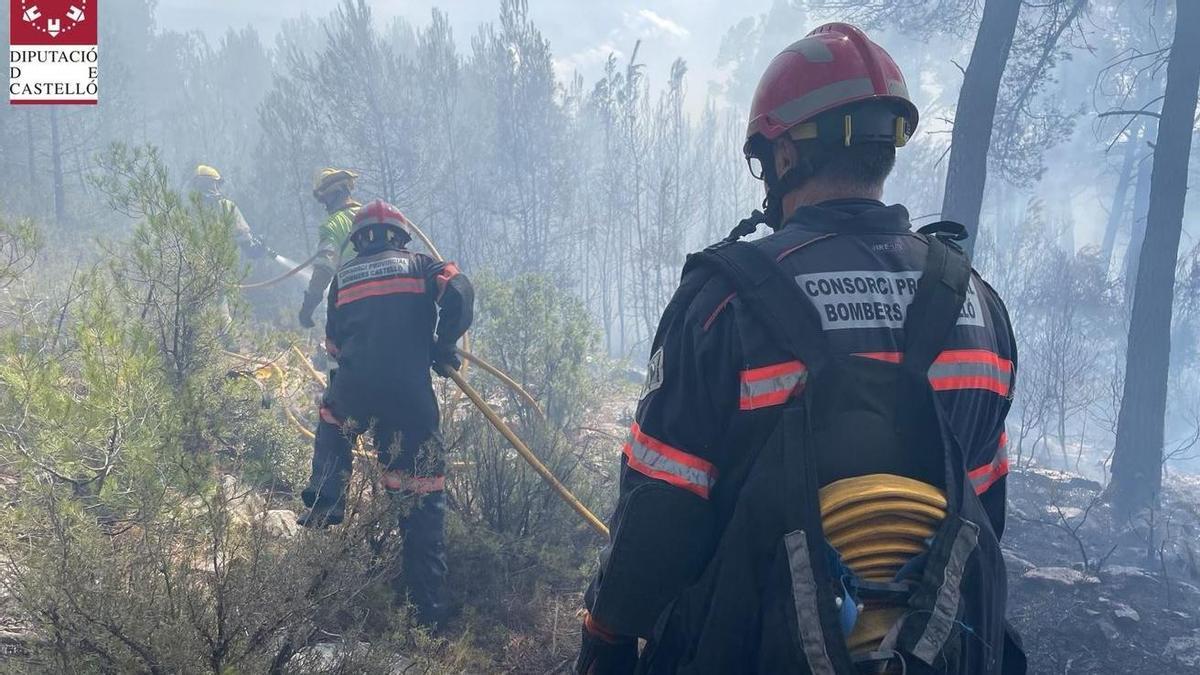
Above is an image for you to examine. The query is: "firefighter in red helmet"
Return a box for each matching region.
[297,199,473,627]
[576,24,1023,674]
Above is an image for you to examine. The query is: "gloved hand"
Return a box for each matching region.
[431,344,461,378]
[245,236,269,259]
[575,618,637,675]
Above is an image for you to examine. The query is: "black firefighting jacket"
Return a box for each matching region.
[324,243,473,427]
[586,199,1017,639]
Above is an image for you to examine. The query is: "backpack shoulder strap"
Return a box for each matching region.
[901,234,972,374]
[686,239,831,371]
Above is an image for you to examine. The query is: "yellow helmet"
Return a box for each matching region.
[312,168,358,201]
[195,164,222,181]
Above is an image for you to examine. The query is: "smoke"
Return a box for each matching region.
[271,254,313,285]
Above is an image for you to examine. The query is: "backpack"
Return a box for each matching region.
[636,230,1026,674]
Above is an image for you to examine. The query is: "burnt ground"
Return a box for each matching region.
[1003,468,1200,674]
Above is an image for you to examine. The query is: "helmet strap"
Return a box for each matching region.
[761,139,828,230]
[351,224,411,254]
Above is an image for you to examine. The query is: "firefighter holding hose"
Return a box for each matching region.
[297,199,474,627]
[299,168,362,329]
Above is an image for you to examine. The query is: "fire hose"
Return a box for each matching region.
[273,343,606,536]
[393,216,610,532]
[225,212,608,536]
[446,368,608,536]
[456,348,546,421]
[236,251,320,290]
[225,348,373,460]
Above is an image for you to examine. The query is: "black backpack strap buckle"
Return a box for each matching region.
[845,577,917,604]
[917,220,969,243]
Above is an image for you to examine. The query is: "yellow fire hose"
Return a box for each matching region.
[398,213,443,262]
[225,210,607,537]
[398,213,474,369]
[222,348,375,459]
[394,215,607,533]
[284,405,316,440]
[289,344,327,387]
[446,369,608,537]
[230,344,605,535]
[398,214,606,536]
[279,343,601,533]
[456,348,546,421]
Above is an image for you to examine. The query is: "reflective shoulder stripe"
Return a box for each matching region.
[927,349,1013,397]
[784,530,837,675]
[968,432,1009,495]
[854,350,1013,396]
[623,423,717,499]
[739,360,808,410]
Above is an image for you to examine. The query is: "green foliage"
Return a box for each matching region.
[0,278,171,506]
[0,216,41,291]
[2,472,417,674]
[0,143,404,672]
[443,272,614,544]
[95,144,241,387]
[471,272,597,429]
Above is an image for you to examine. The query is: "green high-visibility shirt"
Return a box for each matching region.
[315,203,360,271]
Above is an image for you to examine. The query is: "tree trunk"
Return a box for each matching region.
[940,0,1022,257]
[1123,140,1155,307]
[1100,127,1139,275]
[1109,0,1200,514]
[49,107,65,225]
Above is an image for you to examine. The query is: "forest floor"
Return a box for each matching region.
[2,359,1199,674]
[1003,468,1200,674]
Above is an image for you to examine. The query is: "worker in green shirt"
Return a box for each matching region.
[299,168,361,328]
[192,164,266,258]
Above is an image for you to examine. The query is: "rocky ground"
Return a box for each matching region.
[1003,468,1200,673]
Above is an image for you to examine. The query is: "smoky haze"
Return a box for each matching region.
[0,1,1198,673]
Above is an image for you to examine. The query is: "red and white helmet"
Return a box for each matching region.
[351,199,408,235]
[745,23,918,154]
[349,199,411,246]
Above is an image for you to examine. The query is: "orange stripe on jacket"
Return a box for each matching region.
[855,350,1013,396]
[968,432,1010,494]
[623,422,718,498]
[739,360,808,410]
[336,277,426,306]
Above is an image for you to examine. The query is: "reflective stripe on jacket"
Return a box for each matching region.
[586,199,1017,639]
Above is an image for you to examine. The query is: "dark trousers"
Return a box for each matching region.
[302,380,448,625]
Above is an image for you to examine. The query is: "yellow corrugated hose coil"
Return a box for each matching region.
[819,473,947,659]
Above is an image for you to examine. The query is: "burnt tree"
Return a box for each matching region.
[941,0,1022,255]
[1099,126,1140,274]
[1110,0,1200,513]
